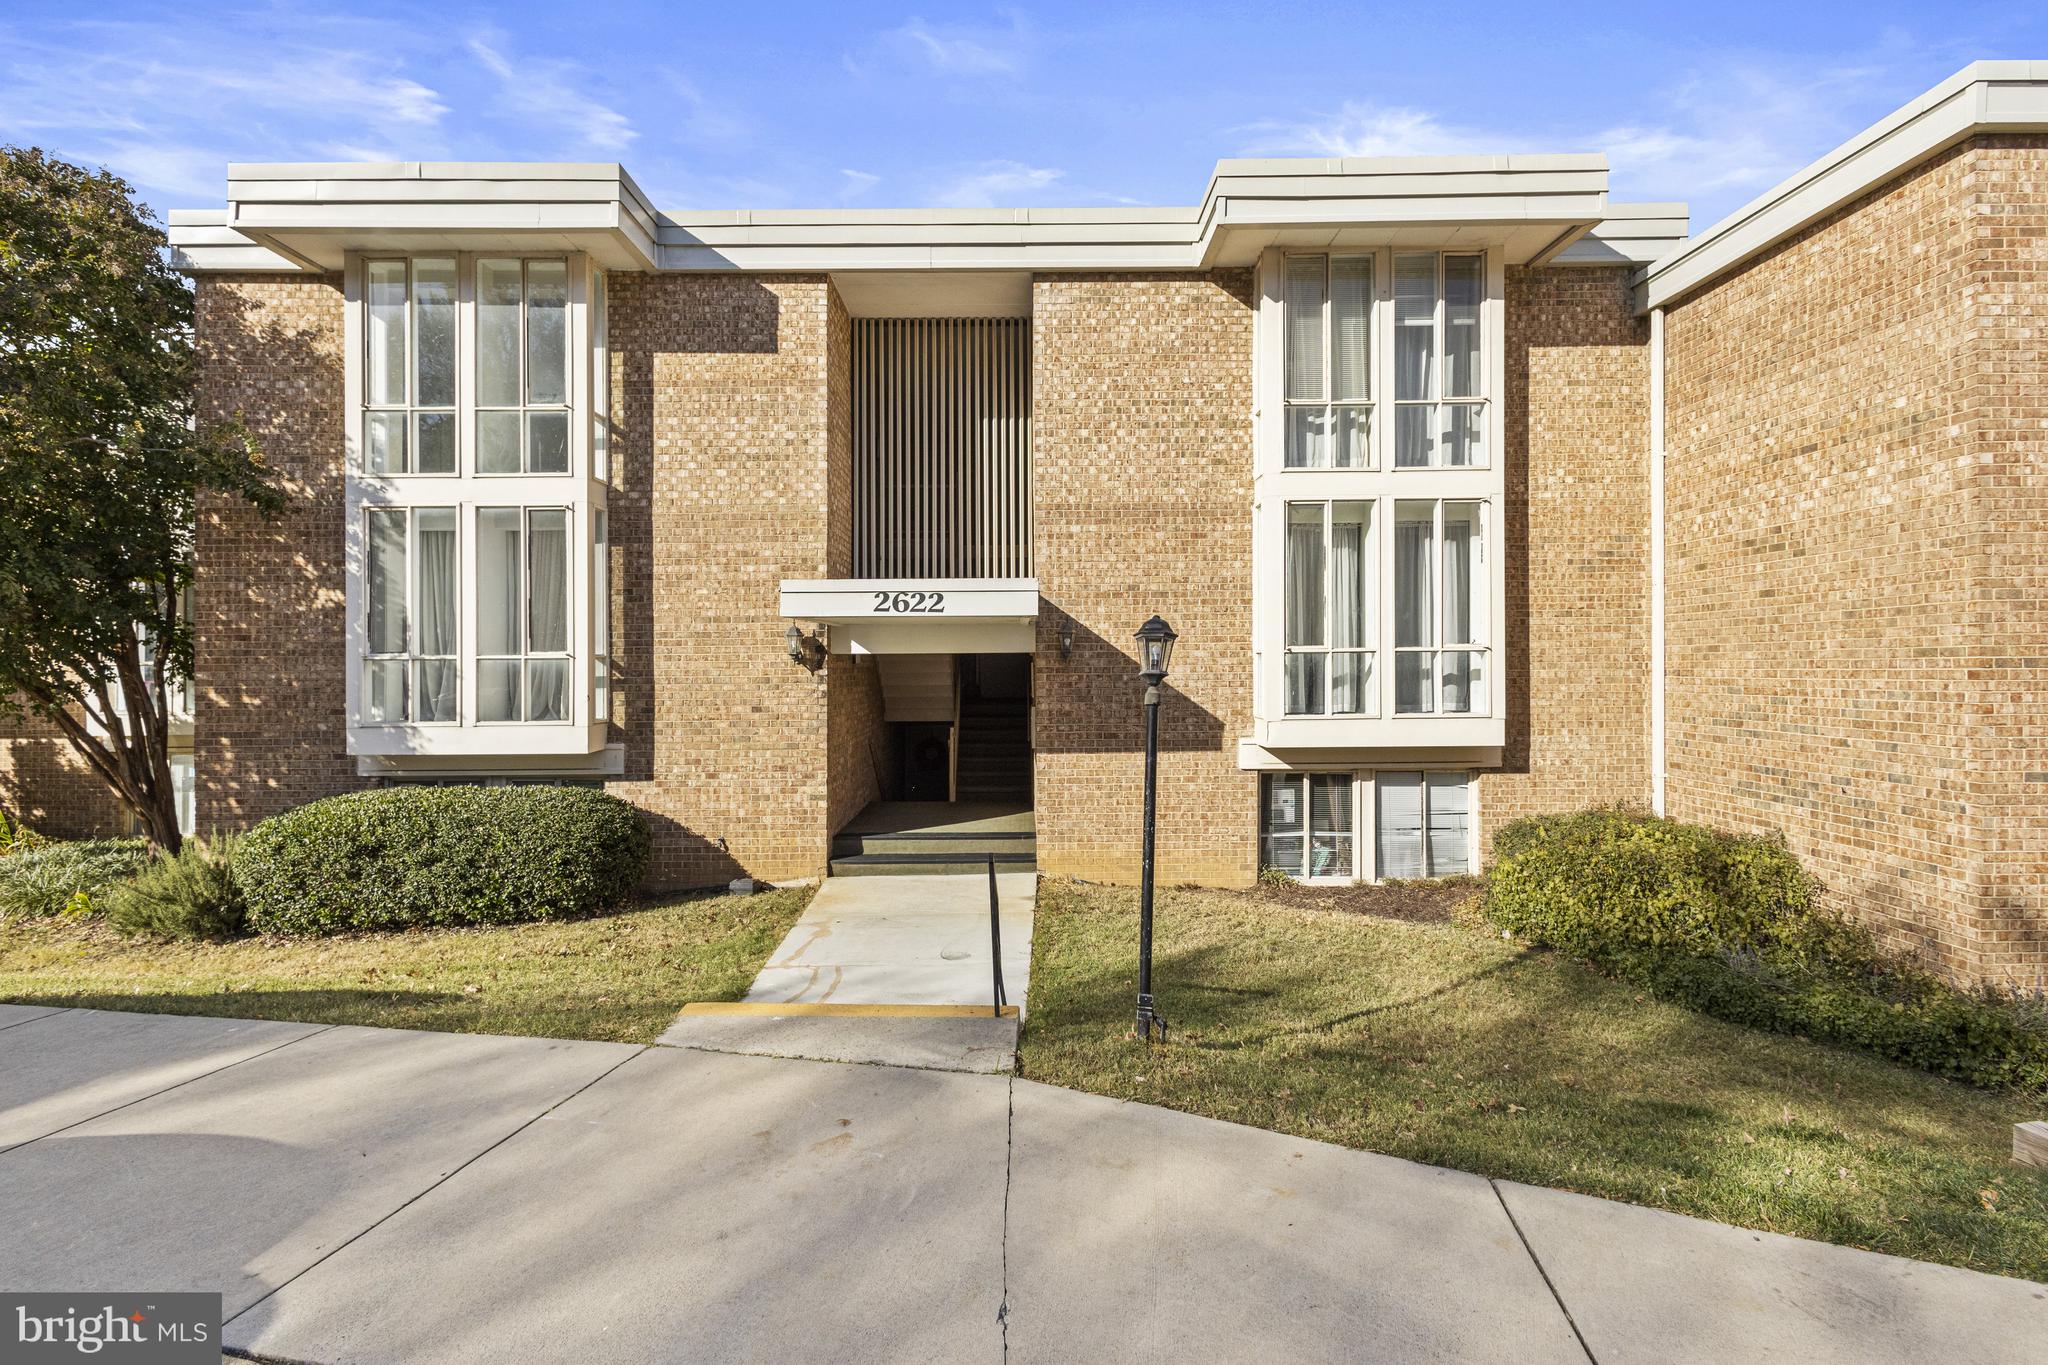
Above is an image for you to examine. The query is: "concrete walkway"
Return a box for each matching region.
[658,872,1034,1072]
[1,1004,2042,1363]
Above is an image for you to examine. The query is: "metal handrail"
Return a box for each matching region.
[987,855,1008,1017]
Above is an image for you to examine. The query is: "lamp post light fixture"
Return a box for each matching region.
[1132,613,1177,1044]
[785,623,825,671]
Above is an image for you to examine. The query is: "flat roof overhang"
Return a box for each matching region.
[169,154,1683,276]
[780,578,1039,655]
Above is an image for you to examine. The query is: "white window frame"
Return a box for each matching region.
[359,505,460,728]
[472,505,576,728]
[358,257,461,479]
[1391,251,1489,470]
[1281,499,1376,717]
[343,253,608,758]
[1390,499,1490,717]
[1252,245,1506,750]
[1257,768,1480,884]
[1282,253,1374,470]
[474,257,575,478]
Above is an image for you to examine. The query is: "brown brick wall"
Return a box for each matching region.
[606,272,840,887]
[1030,271,1259,886]
[192,274,367,829]
[1479,266,1654,839]
[1663,135,2048,986]
[0,709,129,838]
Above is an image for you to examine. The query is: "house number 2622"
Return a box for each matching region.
[872,591,946,614]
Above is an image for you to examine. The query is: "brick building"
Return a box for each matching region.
[10,61,2026,981]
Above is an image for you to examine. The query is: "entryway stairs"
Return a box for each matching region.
[829,800,1035,877]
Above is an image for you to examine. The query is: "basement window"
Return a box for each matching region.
[1259,770,1474,882]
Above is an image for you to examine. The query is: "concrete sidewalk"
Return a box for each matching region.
[0,1003,2041,1363]
[658,872,1034,1072]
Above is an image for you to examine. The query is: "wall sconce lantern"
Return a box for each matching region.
[1058,615,1076,661]
[785,623,826,671]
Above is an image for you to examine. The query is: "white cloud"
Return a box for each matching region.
[839,168,882,200]
[1236,48,1933,229]
[853,10,1033,79]
[657,70,749,149]
[930,159,1062,206]
[467,33,635,153]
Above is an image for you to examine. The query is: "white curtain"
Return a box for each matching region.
[1285,508,1325,714]
[527,511,570,722]
[415,509,457,721]
[1284,257,1325,402]
[366,511,407,655]
[1330,517,1363,712]
[1330,257,1371,403]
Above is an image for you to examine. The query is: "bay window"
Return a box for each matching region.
[1394,253,1485,468]
[346,252,605,753]
[1284,501,1373,714]
[1393,501,1488,715]
[362,506,458,724]
[1284,254,1373,468]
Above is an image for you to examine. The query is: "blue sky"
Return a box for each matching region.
[2,3,2041,233]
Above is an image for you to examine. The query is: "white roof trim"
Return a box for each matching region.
[1639,61,2048,311]
[170,154,1633,275]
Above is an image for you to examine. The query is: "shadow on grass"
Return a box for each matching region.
[2,989,465,1023]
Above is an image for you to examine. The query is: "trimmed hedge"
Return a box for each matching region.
[238,786,650,936]
[1484,808,2048,1093]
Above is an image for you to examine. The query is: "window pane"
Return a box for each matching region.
[364,411,407,474]
[1441,651,1484,715]
[476,509,522,656]
[1330,652,1370,715]
[528,411,570,474]
[477,659,521,722]
[414,258,457,408]
[1284,257,1326,403]
[1443,402,1484,467]
[1285,405,1329,469]
[1395,404,1434,468]
[477,411,522,474]
[414,659,457,722]
[593,510,609,646]
[477,259,523,409]
[1332,405,1368,469]
[1444,255,1482,397]
[414,507,457,658]
[365,509,407,655]
[1426,772,1472,875]
[1285,652,1324,716]
[526,659,570,722]
[363,659,407,724]
[1376,772,1426,880]
[1394,254,1436,401]
[594,656,611,725]
[526,261,569,406]
[366,261,407,407]
[414,411,455,474]
[1394,504,1434,649]
[1330,256,1371,402]
[1285,503,1325,649]
[592,271,610,482]
[1330,503,1369,648]
[527,509,569,654]
[1394,652,1434,715]
[1309,774,1353,878]
[1442,502,1485,645]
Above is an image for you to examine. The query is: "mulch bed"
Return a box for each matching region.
[1229,877,1482,924]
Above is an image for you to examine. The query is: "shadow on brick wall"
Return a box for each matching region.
[1032,611,1224,754]
[0,737,128,839]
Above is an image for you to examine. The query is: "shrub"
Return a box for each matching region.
[238,785,651,936]
[1484,807,1814,962]
[105,835,247,940]
[0,838,150,918]
[1485,808,2048,1092]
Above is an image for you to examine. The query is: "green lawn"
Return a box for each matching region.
[1019,879,2048,1283]
[0,886,811,1043]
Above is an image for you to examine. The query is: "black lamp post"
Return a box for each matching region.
[1133,614,1177,1044]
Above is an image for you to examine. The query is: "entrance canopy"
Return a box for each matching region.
[780,578,1038,654]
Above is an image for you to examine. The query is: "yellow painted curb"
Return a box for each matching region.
[679,1002,1019,1019]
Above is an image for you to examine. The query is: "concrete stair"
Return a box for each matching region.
[954,698,1032,802]
[876,654,956,723]
[830,801,1035,877]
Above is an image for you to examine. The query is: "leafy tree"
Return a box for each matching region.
[0,147,280,851]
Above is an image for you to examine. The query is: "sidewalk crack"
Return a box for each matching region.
[998,1074,1014,1362]
[1491,1179,1596,1363]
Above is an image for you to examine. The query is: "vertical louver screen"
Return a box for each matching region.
[853,317,1032,578]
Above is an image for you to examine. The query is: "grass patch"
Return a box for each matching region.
[0,886,811,1043]
[1020,879,2048,1282]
